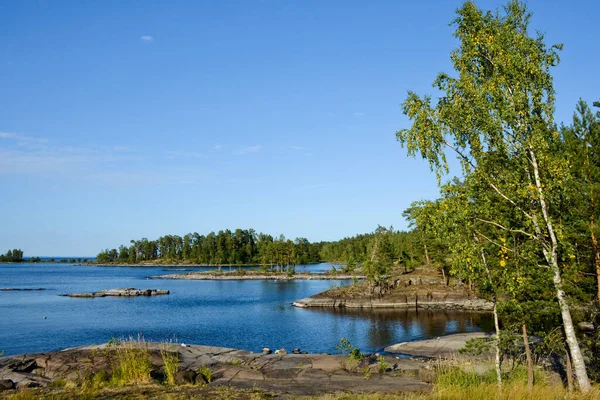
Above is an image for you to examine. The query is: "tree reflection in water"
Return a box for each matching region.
[303,308,494,352]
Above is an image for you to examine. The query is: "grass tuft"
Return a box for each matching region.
[160,340,180,385]
[110,334,152,385]
[198,365,214,383]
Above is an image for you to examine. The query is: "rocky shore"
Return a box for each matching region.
[293,293,492,310]
[60,288,169,298]
[385,332,494,357]
[0,343,430,395]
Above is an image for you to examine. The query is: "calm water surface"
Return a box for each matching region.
[0,263,492,356]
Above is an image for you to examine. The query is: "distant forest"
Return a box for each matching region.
[0,249,24,262]
[95,227,427,269]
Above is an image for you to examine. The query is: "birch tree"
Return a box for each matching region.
[396,1,591,391]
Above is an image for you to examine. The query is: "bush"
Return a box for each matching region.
[458,337,492,356]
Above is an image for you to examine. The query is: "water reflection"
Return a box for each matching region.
[303,308,494,352]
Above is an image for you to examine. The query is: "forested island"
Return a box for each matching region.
[0,249,24,262]
[94,227,427,271]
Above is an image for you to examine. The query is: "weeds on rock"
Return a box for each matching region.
[378,356,391,374]
[160,341,180,385]
[110,335,152,385]
[198,365,214,383]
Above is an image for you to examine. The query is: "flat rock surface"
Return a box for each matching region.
[0,343,430,396]
[61,288,169,298]
[385,332,494,357]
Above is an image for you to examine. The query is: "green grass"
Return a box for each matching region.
[110,335,153,385]
[198,365,214,383]
[160,341,180,385]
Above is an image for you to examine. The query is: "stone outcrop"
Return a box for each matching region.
[293,292,493,311]
[385,332,495,357]
[0,343,431,395]
[61,288,169,298]
[292,268,493,311]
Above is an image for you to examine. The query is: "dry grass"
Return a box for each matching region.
[303,384,600,400]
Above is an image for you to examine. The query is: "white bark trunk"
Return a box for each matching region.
[529,147,591,392]
[493,302,502,390]
[479,244,502,390]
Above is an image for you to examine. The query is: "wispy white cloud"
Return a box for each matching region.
[353,112,365,117]
[140,35,154,42]
[213,144,225,150]
[0,131,214,188]
[289,145,306,151]
[0,132,49,144]
[234,145,262,155]
[165,150,206,159]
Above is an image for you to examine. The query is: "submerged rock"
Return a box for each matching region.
[61,288,169,298]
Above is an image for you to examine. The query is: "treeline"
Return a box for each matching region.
[319,229,427,271]
[394,0,600,390]
[0,249,24,262]
[96,229,323,267]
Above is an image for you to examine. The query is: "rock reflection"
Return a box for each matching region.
[303,308,493,351]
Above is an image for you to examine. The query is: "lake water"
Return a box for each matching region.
[0,263,492,356]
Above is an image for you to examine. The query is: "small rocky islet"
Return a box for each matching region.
[60,288,169,298]
[292,267,493,311]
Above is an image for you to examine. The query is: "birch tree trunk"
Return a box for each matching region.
[479,246,502,390]
[530,148,591,392]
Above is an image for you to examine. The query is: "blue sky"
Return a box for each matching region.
[1,0,599,256]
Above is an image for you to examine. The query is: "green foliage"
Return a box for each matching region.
[458,338,492,356]
[48,378,67,388]
[197,365,214,383]
[335,338,354,355]
[0,249,24,262]
[97,229,323,269]
[110,336,152,385]
[436,366,493,389]
[363,226,394,290]
[378,356,391,374]
[159,342,179,385]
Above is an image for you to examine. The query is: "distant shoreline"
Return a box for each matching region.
[150,270,365,280]
[86,261,325,268]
